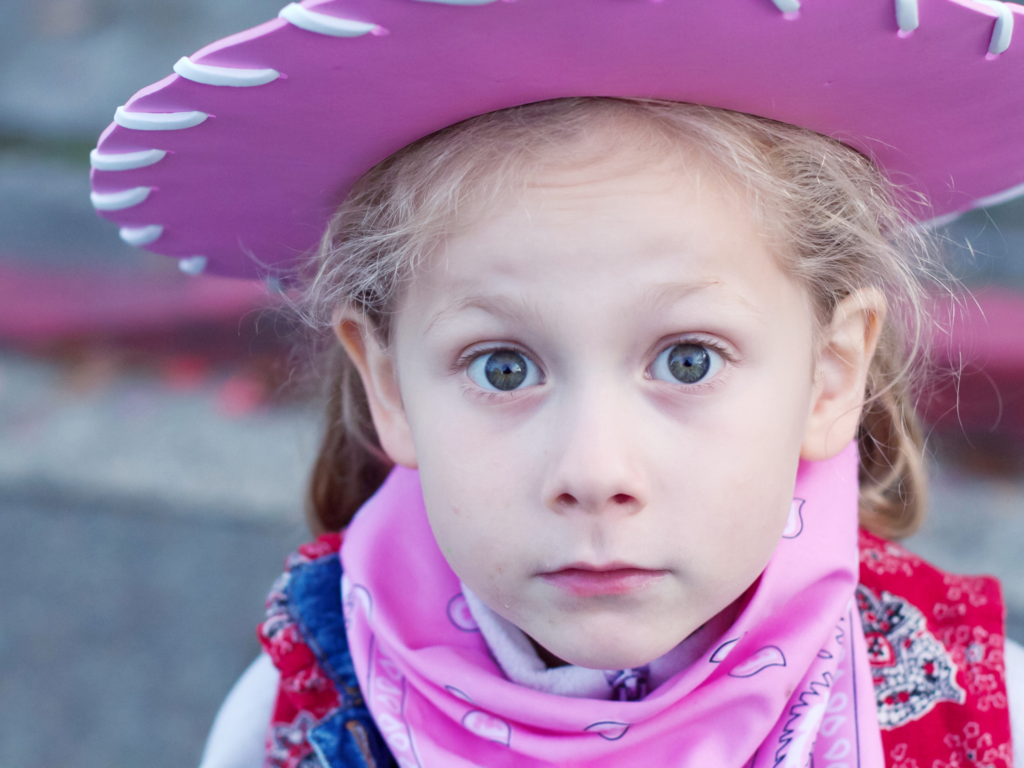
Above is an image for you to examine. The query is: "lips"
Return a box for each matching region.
[540,563,667,597]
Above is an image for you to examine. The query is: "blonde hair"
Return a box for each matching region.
[300,98,944,539]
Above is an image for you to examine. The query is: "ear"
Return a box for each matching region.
[333,309,418,468]
[801,288,887,461]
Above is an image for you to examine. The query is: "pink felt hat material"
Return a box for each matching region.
[90,0,1024,280]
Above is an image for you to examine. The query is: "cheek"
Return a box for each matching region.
[644,364,811,595]
[398,354,548,576]
[415,432,539,592]
[661,460,793,585]
[409,376,546,513]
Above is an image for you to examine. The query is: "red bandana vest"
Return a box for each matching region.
[258,529,1013,768]
[857,529,1013,767]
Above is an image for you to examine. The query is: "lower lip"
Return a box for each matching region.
[541,568,667,597]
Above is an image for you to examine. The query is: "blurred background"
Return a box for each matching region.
[1,1,1023,766]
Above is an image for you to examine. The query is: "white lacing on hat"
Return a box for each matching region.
[770,0,800,17]
[774,0,1010,51]
[90,186,152,211]
[277,3,382,37]
[975,0,1015,54]
[89,148,167,171]
[895,0,920,33]
[118,225,164,246]
[113,105,208,131]
[178,257,209,276]
[172,57,280,87]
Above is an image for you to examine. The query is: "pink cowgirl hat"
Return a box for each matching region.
[89,0,1024,281]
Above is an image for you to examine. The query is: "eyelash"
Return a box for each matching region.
[456,334,736,397]
[454,344,529,371]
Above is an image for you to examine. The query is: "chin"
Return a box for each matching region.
[531,611,695,670]
[549,638,671,670]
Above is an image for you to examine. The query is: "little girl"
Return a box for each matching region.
[89,2,1024,766]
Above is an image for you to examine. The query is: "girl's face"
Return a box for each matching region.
[359,150,838,670]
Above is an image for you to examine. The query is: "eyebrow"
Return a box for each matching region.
[422,293,541,336]
[423,278,761,338]
[641,279,762,317]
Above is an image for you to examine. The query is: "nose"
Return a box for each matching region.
[541,387,649,517]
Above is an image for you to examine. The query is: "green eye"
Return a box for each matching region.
[651,343,723,385]
[468,349,542,392]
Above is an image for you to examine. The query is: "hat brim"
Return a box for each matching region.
[90,0,1024,279]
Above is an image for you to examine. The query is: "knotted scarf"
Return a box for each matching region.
[340,443,883,766]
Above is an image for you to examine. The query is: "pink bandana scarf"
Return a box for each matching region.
[340,443,884,767]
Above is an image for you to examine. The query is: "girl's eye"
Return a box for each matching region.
[651,342,724,385]
[467,349,542,392]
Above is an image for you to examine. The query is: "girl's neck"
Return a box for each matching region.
[529,636,569,669]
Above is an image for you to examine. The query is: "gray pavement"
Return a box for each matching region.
[0,351,318,523]
[0,496,306,768]
[0,350,315,767]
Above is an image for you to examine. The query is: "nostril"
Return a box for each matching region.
[611,493,634,506]
[556,493,578,507]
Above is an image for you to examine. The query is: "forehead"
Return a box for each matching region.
[423,107,743,237]
[404,152,793,328]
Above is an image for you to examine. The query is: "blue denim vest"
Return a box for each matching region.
[274,549,395,768]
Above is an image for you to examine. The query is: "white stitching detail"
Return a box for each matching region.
[771,0,800,14]
[916,211,961,232]
[895,0,919,33]
[178,256,208,276]
[975,0,1014,54]
[173,57,280,87]
[114,106,208,131]
[90,187,153,211]
[119,225,164,246]
[90,148,167,171]
[278,3,379,36]
[972,180,1024,209]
